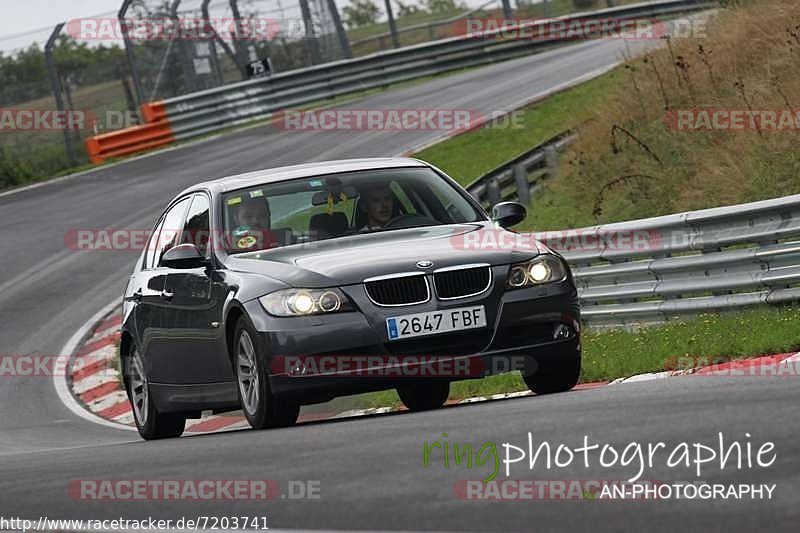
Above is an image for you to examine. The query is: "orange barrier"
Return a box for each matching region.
[140,100,168,123]
[85,120,175,164]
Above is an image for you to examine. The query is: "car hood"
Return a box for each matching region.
[224,223,541,287]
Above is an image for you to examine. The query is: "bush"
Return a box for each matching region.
[0,141,71,190]
[572,0,601,9]
[530,0,800,227]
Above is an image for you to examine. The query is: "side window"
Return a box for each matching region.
[144,216,165,270]
[182,194,211,255]
[150,197,191,269]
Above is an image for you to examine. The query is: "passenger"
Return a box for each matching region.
[359,184,395,231]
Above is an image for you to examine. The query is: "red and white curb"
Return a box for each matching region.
[60,305,330,434]
[57,302,800,434]
[609,353,800,384]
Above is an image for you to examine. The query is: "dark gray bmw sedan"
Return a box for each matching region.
[121,158,580,439]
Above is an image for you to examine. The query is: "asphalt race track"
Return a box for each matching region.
[1,33,798,531]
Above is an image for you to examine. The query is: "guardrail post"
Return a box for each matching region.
[487,179,501,206]
[545,145,558,181]
[513,164,530,205]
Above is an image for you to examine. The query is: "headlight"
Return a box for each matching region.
[259,288,354,317]
[506,255,567,289]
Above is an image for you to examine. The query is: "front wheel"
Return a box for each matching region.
[234,317,299,429]
[397,381,450,411]
[125,347,186,440]
[522,357,581,395]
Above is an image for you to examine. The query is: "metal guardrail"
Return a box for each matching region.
[466,131,575,206]
[541,193,800,328]
[468,133,800,327]
[85,0,714,162]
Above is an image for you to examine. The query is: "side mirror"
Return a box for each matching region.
[491,202,527,228]
[161,243,208,269]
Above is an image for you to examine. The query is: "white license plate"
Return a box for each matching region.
[386,306,486,340]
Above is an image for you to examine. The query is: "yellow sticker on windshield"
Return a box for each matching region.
[249,190,264,198]
[227,196,242,206]
[237,235,257,248]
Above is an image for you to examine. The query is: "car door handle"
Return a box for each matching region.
[160,290,174,301]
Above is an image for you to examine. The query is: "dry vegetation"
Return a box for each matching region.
[530,0,800,228]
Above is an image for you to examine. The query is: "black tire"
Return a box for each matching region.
[397,380,450,411]
[233,316,299,429]
[124,347,186,440]
[522,357,581,395]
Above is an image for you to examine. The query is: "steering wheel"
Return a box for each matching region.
[382,213,438,230]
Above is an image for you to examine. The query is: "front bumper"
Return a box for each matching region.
[243,274,580,405]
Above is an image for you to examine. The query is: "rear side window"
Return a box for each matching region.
[146,197,190,269]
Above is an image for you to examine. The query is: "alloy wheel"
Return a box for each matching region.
[236,330,260,415]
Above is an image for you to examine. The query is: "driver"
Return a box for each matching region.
[236,198,271,231]
[359,184,395,231]
[231,198,274,250]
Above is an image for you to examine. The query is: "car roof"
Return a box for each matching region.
[177,157,430,198]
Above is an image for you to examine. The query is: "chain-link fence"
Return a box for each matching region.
[0,0,639,189]
[117,0,352,105]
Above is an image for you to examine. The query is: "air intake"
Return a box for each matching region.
[364,274,429,306]
[434,265,492,299]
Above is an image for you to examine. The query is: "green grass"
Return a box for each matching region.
[580,307,800,382]
[348,7,470,42]
[414,68,623,187]
[306,305,800,412]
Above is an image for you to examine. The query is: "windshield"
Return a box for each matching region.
[221,167,483,253]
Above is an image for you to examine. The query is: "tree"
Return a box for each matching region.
[424,0,461,14]
[343,0,382,29]
[572,0,600,9]
[396,1,421,17]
